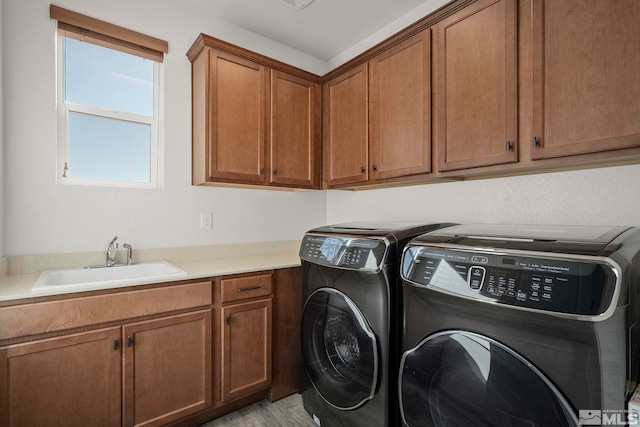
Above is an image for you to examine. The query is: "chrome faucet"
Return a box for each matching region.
[106,236,118,266]
[123,243,133,265]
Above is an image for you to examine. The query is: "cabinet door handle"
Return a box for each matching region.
[273,169,278,176]
[225,316,231,325]
[238,286,261,292]
[532,136,540,148]
[113,339,119,351]
[126,336,133,347]
[372,165,378,172]
[506,141,513,152]
[260,167,264,174]
[360,166,366,174]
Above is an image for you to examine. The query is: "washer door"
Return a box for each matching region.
[399,331,579,427]
[301,287,378,410]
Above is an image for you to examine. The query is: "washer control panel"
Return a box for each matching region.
[401,246,618,316]
[300,234,388,271]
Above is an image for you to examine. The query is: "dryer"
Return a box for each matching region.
[299,222,456,427]
[398,224,640,426]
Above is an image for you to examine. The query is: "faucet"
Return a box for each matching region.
[106,236,118,266]
[123,243,133,265]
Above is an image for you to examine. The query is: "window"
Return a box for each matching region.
[50,6,168,188]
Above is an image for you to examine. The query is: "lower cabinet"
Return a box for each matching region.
[0,310,212,427]
[216,272,273,406]
[0,268,302,427]
[0,327,122,427]
[123,310,212,427]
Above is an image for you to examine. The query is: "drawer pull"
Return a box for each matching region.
[238,286,261,292]
[113,339,119,351]
[126,336,133,347]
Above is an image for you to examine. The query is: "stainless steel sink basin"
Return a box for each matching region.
[33,261,188,291]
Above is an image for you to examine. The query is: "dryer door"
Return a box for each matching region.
[399,331,579,427]
[301,287,378,410]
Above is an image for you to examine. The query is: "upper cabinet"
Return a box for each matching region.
[188,0,640,191]
[369,30,432,181]
[188,35,321,190]
[323,29,432,188]
[437,0,518,171]
[323,64,369,187]
[529,0,640,160]
[270,71,321,188]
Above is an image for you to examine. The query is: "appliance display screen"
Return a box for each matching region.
[300,235,388,271]
[402,247,618,315]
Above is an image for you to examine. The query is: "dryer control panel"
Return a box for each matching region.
[300,234,388,272]
[401,246,619,316]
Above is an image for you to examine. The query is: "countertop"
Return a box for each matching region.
[0,241,302,303]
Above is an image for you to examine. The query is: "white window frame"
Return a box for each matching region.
[56,34,163,189]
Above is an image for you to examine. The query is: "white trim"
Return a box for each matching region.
[56,35,161,189]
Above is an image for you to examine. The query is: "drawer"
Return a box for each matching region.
[220,273,273,303]
[0,281,212,341]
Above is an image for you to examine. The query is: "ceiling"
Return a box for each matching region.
[177,0,446,62]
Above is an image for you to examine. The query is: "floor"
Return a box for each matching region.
[200,393,318,427]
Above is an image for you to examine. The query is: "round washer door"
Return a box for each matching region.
[399,331,579,427]
[301,287,378,410]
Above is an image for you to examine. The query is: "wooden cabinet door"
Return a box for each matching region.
[369,29,432,180]
[437,0,518,171]
[0,327,121,427]
[269,268,304,402]
[323,64,369,187]
[208,49,268,184]
[221,298,272,403]
[122,310,212,427]
[530,0,640,159]
[270,70,321,188]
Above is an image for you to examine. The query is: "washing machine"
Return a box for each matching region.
[299,221,456,427]
[398,224,640,427]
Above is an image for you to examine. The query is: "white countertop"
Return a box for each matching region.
[0,241,302,303]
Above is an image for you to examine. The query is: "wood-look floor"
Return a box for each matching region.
[201,393,317,427]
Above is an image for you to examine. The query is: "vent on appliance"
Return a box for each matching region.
[279,0,315,9]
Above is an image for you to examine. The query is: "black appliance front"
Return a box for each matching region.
[299,222,457,427]
[301,287,378,411]
[397,224,640,427]
[300,247,393,427]
[399,329,577,426]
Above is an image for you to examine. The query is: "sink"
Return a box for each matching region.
[33,261,188,291]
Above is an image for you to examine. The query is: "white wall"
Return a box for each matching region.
[327,165,640,227]
[2,0,327,255]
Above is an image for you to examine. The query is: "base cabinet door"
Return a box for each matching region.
[122,310,212,427]
[0,327,122,427]
[220,298,272,403]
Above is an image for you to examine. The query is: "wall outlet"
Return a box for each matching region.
[200,212,213,230]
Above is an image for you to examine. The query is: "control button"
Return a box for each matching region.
[468,266,486,291]
[542,292,552,301]
[471,256,489,264]
[516,292,527,301]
